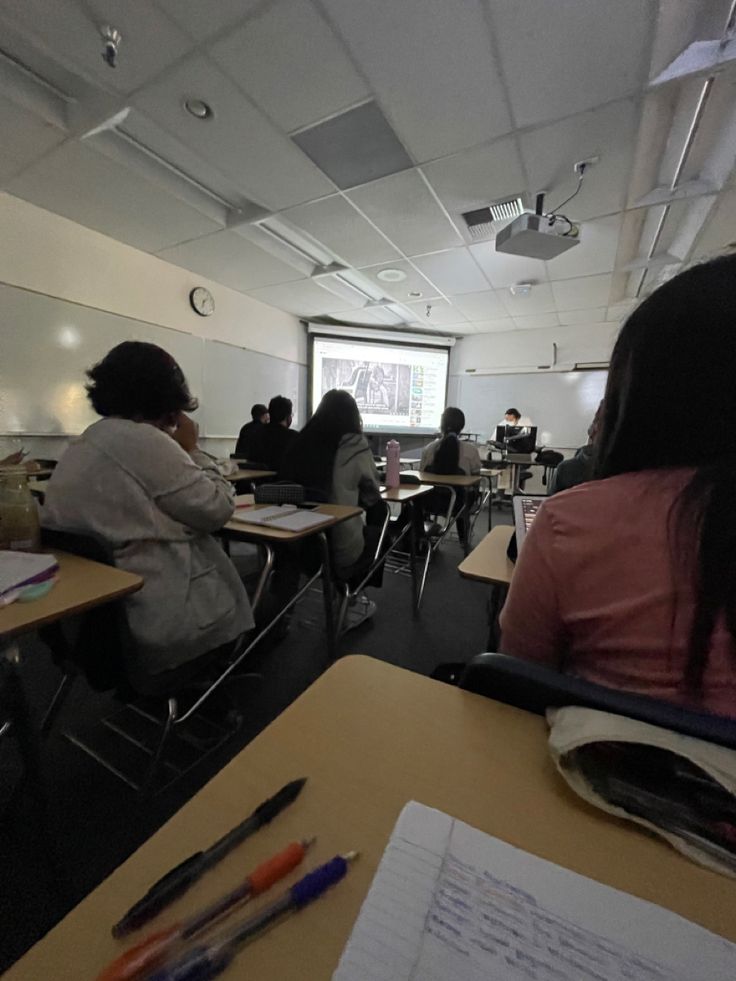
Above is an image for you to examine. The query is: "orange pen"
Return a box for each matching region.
[96,838,314,981]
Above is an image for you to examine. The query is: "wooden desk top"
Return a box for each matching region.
[480,467,502,478]
[223,503,362,543]
[380,484,431,503]
[408,471,482,488]
[224,468,276,482]
[9,656,735,980]
[458,524,515,585]
[0,551,142,639]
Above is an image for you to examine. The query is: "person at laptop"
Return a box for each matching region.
[500,255,736,717]
[235,403,268,459]
[549,401,603,495]
[248,394,297,471]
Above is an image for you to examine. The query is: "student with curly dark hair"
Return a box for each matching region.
[43,341,254,682]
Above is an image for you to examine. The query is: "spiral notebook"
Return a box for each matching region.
[231,505,332,531]
[333,802,736,980]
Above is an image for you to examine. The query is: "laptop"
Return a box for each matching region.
[512,494,546,548]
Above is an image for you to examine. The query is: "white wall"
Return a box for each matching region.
[450,323,618,375]
[0,193,306,460]
[0,193,306,365]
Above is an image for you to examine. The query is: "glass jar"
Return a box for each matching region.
[0,467,41,552]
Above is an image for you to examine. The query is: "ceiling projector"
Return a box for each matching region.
[495,212,580,260]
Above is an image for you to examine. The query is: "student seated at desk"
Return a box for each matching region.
[42,341,254,684]
[280,389,382,626]
[247,395,297,471]
[421,407,481,475]
[500,255,736,718]
[234,402,268,459]
[548,401,603,495]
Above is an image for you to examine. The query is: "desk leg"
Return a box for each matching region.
[487,476,494,534]
[409,500,419,618]
[318,532,336,661]
[487,584,508,651]
[251,543,274,613]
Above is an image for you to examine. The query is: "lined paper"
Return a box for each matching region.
[333,802,736,980]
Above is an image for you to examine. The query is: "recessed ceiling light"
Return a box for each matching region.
[510,282,533,297]
[408,290,423,298]
[377,268,406,283]
[184,98,214,120]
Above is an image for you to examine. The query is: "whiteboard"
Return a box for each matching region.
[453,370,607,448]
[0,284,305,438]
[203,340,305,435]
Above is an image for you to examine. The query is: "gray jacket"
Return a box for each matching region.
[330,433,381,571]
[42,418,253,675]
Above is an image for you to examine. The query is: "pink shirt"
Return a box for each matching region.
[499,469,736,718]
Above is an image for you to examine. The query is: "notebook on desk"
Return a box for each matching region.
[333,802,736,980]
[230,505,332,531]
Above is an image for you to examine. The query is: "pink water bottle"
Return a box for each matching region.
[385,438,401,488]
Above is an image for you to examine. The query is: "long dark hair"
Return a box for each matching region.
[280,389,362,489]
[429,407,465,474]
[596,254,736,689]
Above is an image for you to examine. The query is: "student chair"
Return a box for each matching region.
[37,528,287,794]
[458,653,736,750]
[333,500,392,639]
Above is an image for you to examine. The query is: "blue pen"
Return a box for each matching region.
[146,852,358,981]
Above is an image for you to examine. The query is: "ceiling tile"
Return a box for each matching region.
[158,230,304,291]
[0,0,192,94]
[693,189,736,259]
[359,259,441,302]
[545,215,622,281]
[320,0,511,162]
[449,290,506,322]
[469,243,548,289]
[520,100,640,222]
[411,249,490,296]
[249,279,353,316]
[606,301,637,321]
[210,0,369,132]
[0,97,65,184]
[471,318,516,334]
[406,298,468,328]
[156,0,263,40]
[491,0,653,128]
[421,137,525,238]
[557,307,607,325]
[133,55,334,210]
[498,283,556,316]
[348,170,463,256]
[513,313,560,330]
[551,274,613,311]
[281,195,399,267]
[292,101,412,190]
[7,141,221,252]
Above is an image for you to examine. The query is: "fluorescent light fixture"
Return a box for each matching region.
[255,216,334,267]
[509,282,533,297]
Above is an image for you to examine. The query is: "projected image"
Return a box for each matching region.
[320,359,411,416]
[311,336,449,434]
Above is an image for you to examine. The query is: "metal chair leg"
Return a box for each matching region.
[40,672,76,735]
[142,697,178,796]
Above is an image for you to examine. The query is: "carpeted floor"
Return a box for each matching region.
[0,507,512,972]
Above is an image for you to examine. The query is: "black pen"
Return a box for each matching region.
[112,778,307,938]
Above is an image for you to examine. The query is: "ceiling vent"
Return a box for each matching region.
[461,197,525,239]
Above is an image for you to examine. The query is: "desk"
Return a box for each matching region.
[458,525,515,649]
[412,471,481,488]
[0,551,142,640]
[380,484,432,612]
[479,466,502,532]
[222,504,362,659]
[8,656,735,980]
[405,471,482,556]
[0,552,142,846]
[224,467,276,484]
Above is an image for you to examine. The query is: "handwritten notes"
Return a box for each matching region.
[333,802,736,981]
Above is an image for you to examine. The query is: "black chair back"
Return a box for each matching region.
[40,529,133,692]
[460,653,736,750]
